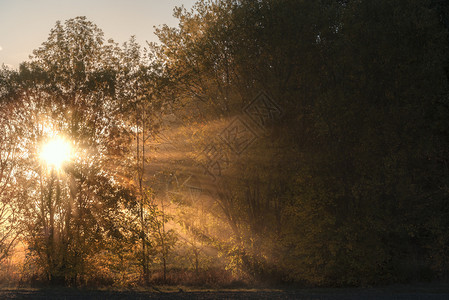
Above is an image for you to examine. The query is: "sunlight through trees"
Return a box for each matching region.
[0,0,448,288]
[39,138,72,170]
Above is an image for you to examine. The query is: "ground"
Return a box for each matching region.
[0,282,448,299]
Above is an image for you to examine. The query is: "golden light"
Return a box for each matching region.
[39,137,72,169]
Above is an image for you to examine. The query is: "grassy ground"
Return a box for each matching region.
[0,282,448,299]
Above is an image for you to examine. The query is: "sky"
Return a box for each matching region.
[0,0,197,68]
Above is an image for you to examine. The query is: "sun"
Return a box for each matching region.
[39,137,72,169]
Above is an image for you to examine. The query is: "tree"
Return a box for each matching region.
[153,0,449,285]
[115,36,170,283]
[0,0,448,287]
[0,71,22,263]
[8,17,136,285]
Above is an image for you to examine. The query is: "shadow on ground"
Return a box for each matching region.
[1,283,449,299]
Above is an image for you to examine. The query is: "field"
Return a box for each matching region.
[0,283,448,299]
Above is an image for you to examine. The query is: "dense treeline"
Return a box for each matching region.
[0,0,449,287]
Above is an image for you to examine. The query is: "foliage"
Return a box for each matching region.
[153,0,449,286]
[1,0,449,287]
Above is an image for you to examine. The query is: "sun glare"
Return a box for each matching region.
[40,137,72,169]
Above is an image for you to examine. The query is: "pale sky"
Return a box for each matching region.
[0,0,197,68]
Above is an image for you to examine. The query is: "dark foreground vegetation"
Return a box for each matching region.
[1,283,449,300]
[1,0,449,289]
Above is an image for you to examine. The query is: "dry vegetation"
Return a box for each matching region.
[0,0,449,290]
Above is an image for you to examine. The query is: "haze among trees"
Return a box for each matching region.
[0,0,449,287]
